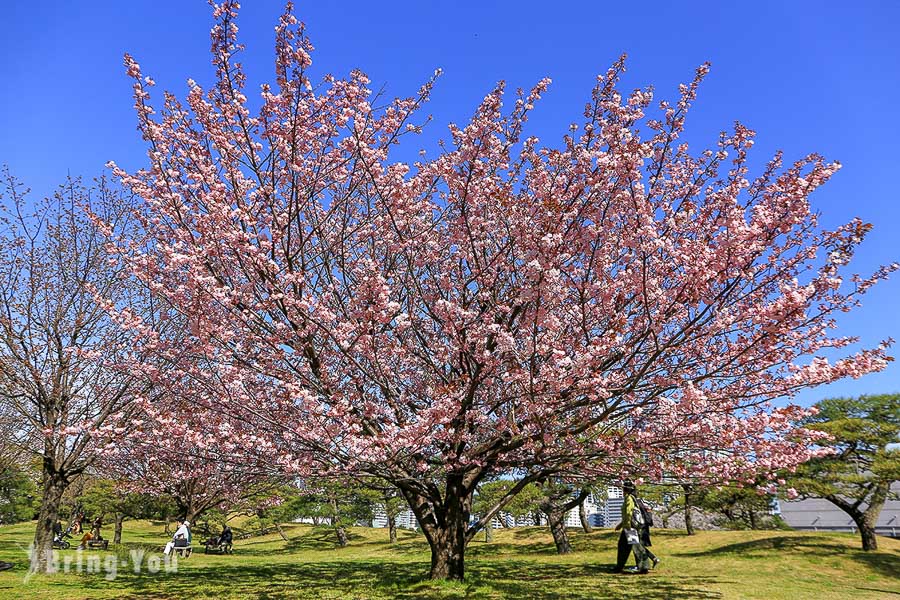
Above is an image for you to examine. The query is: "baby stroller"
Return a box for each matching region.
[52,526,73,550]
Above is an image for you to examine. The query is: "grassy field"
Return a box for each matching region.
[0,520,897,599]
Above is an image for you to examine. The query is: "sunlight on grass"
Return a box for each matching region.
[1,521,898,599]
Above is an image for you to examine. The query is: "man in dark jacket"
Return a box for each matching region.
[220,524,233,545]
[637,495,660,569]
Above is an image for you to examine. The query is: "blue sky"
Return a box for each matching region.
[1,1,897,405]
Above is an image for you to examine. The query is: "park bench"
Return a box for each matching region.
[171,539,192,558]
[86,539,109,550]
[159,537,192,558]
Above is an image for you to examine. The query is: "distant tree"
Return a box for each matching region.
[100,400,284,526]
[75,478,147,544]
[287,479,378,547]
[693,484,777,530]
[0,172,147,573]
[641,482,698,533]
[473,479,547,542]
[141,494,181,535]
[239,486,303,541]
[377,486,409,544]
[472,481,508,542]
[640,484,687,530]
[788,394,900,550]
[475,479,549,543]
[537,479,590,554]
[0,463,38,524]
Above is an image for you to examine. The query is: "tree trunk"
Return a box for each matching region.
[185,509,200,525]
[546,508,572,554]
[841,502,881,551]
[31,470,67,573]
[387,514,397,544]
[402,475,471,581]
[431,476,470,580]
[826,484,889,552]
[335,525,349,547]
[578,498,593,533]
[683,484,695,535]
[113,512,124,545]
[857,519,878,551]
[329,496,348,547]
[484,520,493,542]
[276,523,288,542]
[748,510,758,530]
[428,526,466,581]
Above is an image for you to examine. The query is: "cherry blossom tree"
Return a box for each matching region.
[0,171,147,573]
[100,393,286,525]
[105,2,895,580]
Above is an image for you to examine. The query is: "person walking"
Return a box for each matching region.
[91,515,104,541]
[636,494,660,569]
[613,480,652,574]
[72,512,84,534]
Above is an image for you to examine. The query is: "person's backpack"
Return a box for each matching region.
[636,498,654,528]
[630,499,645,529]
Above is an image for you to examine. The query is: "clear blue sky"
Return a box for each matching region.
[1,1,897,405]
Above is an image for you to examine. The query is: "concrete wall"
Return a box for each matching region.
[778,482,900,537]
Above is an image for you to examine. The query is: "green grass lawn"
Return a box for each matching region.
[0,520,897,599]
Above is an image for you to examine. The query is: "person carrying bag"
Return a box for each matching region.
[613,480,652,574]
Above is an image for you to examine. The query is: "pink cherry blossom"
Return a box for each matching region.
[102,1,894,580]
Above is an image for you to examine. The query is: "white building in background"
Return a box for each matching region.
[563,490,607,528]
[370,485,625,531]
[371,507,419,530]
[370,484,900,538]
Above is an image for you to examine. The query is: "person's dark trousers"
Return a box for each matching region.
[615,529,631,570]
[642,528,657,562]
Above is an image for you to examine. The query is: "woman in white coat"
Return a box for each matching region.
[163,521,191,555]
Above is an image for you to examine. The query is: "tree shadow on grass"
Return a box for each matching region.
[673,534,900,581]
[468,529,622,559]
[468,541,558,557]
[67,555,727,600]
